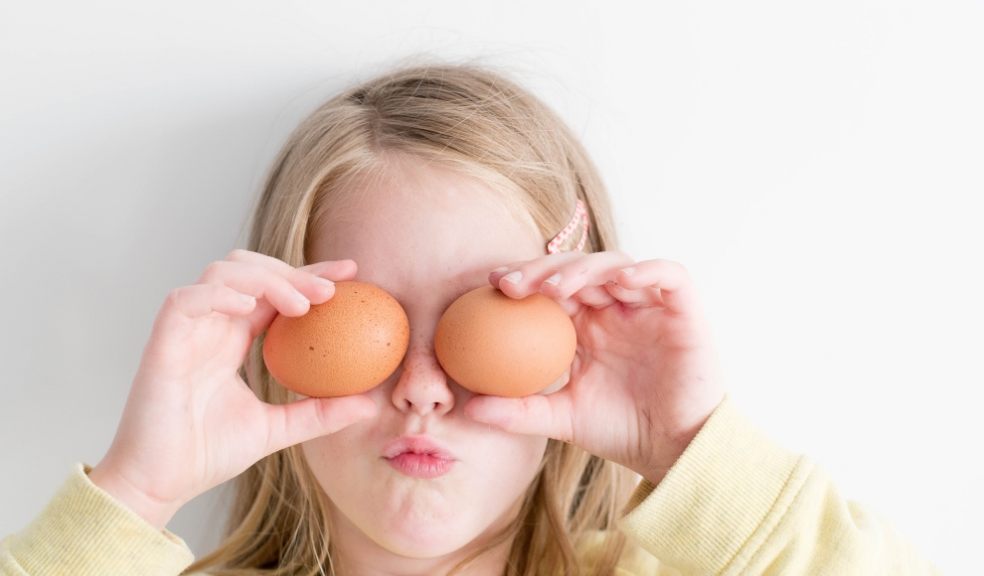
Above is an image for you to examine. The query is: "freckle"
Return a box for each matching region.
[308,346,315,351]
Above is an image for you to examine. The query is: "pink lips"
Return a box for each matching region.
[382,436,456,479]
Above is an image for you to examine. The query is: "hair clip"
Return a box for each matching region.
[546,199,590,254]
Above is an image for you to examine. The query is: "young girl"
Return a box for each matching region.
[1,62,939,575]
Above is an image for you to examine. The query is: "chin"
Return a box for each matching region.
[371,518,480,559]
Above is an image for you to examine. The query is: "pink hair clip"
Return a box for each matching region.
[546,199,590,254]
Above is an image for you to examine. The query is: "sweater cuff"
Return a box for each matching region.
[4,463,195,576]
[617,395,813,574]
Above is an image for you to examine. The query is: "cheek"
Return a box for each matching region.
[299,419,373,496]
[293,384,388,475]
[300,435,338,487]
[477,433,549,496]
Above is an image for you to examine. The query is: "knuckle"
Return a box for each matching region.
[669,259,689,276]
[226,248,250,261]
[649,258,685,275]
[201,260,225,281]
[278,274,303,295]
[289,266,314,284]
[163,286,187,310]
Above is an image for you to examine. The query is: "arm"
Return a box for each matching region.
[0,464,195,576]
[470,255,940,574]
[617,396,942,575]
[1,254,374,575]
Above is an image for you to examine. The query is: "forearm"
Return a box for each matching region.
[1,464,195,576]
[618,396,941,575]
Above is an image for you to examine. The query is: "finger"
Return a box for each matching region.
[495,251,635,300]
[212,252,358,301]
[217,249,359,304]
[302,258,358,280]
[165,283,257,319]
[573,284,619,308]
[545,253,637,299]
[615,260,699,314]
[263,395,379,454]
[603,282,666,309]
[488,252,583,292]
[200,260,325,318]
[293,260,358,301]
[464,393,574,442]
[556,296,582,317]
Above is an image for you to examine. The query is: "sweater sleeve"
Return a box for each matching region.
[616,396,942,575]
[0,463,196,576]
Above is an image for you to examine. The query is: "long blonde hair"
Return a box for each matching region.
[184,58,638,576]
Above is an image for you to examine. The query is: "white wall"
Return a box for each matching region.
[2,1,980,573]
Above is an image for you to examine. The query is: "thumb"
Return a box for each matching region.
[263,395,378,454]
[464,393,574,443]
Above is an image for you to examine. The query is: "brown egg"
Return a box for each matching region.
[435,285,577,397]
[262,280,410,397]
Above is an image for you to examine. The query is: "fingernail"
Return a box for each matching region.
[544,273,561,286]
[491,266,509,275]
[502,271,523,284]
[621,267,636,276]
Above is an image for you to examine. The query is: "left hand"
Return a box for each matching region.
[464,250,727,485]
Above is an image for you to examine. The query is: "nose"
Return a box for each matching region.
[390,341,455,416]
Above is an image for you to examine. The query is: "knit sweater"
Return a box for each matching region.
[0,396,941,575]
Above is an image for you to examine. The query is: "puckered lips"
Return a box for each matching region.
[382,435,456,479]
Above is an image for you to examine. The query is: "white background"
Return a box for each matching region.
[2,1,981,573]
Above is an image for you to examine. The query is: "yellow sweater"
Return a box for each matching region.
[0,396,941,575]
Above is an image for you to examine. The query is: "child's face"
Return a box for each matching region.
[300,157,550,567]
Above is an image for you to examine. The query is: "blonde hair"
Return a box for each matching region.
[184,58,639,576]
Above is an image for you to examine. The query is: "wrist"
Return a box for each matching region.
[87,462,183,530]
[639,394,727,485]
[639,413,717,486]
[639,436,693,487]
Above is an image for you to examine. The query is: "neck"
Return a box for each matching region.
[330,531,514,576]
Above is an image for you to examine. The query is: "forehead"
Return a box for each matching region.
[307,160,544,302]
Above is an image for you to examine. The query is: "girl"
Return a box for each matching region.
[1,62,939,575]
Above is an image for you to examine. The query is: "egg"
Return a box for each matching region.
[262,280,410,397]
[434,285,577,397]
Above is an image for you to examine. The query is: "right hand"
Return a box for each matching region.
[89,249,379,529]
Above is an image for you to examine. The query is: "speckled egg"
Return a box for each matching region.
[262,280,410,397]
[434,285,576,397]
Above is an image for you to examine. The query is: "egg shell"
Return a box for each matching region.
[434,285,576,397]
[262,280,410,397]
